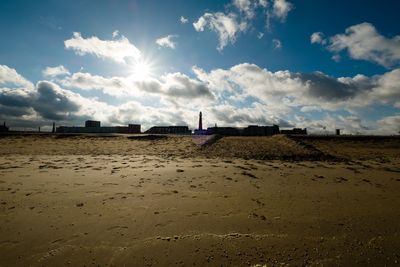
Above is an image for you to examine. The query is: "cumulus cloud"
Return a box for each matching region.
[61,71,214,101]
[193,12,247,51]
[180,16,188,24]
[310,32,326,45]
[64,32,141,64]
[314,23,400,68]
[193,63,400,112]
[194,0,293,50]
[42,65,70,78]
[0,65,34,89]
[233,0,256,19]
[272,0,293,21]
[156,35,178,49]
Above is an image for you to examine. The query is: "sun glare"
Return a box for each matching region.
[131,59,153,79]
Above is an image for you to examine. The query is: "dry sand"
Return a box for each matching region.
[0,134,399,266]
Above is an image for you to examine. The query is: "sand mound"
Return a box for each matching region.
[200,135,333,160]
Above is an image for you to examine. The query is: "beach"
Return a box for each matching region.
[0,134,399,266]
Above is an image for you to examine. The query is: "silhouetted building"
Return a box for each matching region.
[85,120,101,127]
[194,111,208,135]
[56,121,141,134]
[145,126,191,135]
[52,122,55,133]
[336,129,341,135]
[280,128,307,135]
[0,122,9,132]
[206,125,280,136]
[243,125,280,136]
[199,112,203,130]
[206,127,241,135]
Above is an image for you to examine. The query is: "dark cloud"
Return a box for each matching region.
[0,81,84,124]
[296,72,369,101]
[34,81,80,120]
[165,73,214,99]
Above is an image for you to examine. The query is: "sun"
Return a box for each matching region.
[131,59,153,79]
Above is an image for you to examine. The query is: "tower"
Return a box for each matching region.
[198,111,203,130]
[52,122,55,133]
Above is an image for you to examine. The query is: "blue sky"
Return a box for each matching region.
[0,0,399,133]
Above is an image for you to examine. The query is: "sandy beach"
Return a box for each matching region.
[0,134,399,266]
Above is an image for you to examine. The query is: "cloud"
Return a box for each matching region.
[0,65,34,89]
[193,0,293,50]
[193,12,247,51]
[315,23,400,68]
[272,0,293,21]
[61,71,214,101]
[378,115,400,134]
[233,0,256,19]
[180,16,188,24]
[272,38,282,49]
[193,63,400,112]
[64,32,141,64]
[42,65,70,78]
[310,32,326,45]
[156,35,178,49]
[112,30,119,38]
[161,72,214,100]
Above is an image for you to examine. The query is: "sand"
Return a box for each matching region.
[0,134,399,266]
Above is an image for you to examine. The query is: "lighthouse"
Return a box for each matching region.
[194,111,207,135]
[198,111,203,131]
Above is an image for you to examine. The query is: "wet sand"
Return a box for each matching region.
[0,134,399,266]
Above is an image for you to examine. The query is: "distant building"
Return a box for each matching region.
[205,125,280,136]
[145,126,191,135]
[280,128,307,135]
[243,125,280,136]
[85,120,101,127]
[56,121,141,134]
[194,111,208,135]
[206,127,241,136]
[336,129,341,135]
[0,122,9,132]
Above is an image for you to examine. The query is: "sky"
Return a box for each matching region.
[0,0,399,134]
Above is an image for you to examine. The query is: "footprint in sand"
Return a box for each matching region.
[241,171,257,179]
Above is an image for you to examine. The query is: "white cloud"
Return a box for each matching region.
[193,0,293,50]
[180,16,188,24]
[61,71,214,101]
[193,63,400,112]
[233,0,255,18]
[193,12,247,51]
[0,65,34,89]
[378,115,400,134]
[272,0,293,21]
[310,32,326,45]
[316,23,400,68]
[42,65,70,78]
[272,38,282,49]
[64,32,141,64]
[112,30,119,38]
[156,35,178,49]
